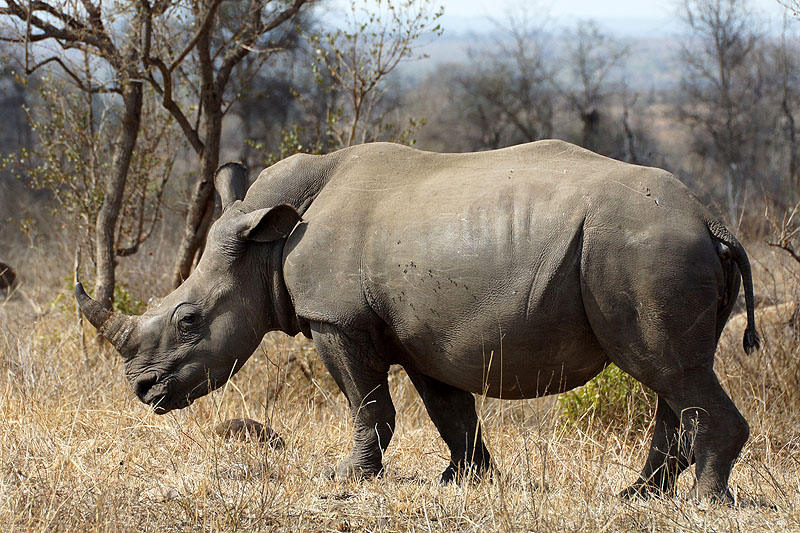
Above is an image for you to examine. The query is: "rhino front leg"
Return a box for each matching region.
[406,371,491,483]
[311,322,396,480]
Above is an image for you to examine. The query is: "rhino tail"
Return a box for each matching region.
[705,217,761,354]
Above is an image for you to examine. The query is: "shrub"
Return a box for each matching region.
[557,363,656,433]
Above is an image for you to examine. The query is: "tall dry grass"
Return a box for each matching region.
[0,240,798,532]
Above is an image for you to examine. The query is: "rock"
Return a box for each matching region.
[214,418,284,448]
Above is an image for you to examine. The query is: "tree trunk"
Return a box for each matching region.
[726,169,739,228]
[170,186,215,287]
[170,109,222,288]
[94,80,143,308]
[159,0,311,288]
[783,97,798,192]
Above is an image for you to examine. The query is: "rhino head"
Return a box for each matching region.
[75,163,301,414]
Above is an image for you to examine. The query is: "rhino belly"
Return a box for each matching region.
[362,213,609,399]
[407,319,607,399]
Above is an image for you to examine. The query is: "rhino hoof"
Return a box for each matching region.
[691,485,738,507]
[619,484,660,500]
[440,462,492,485]
[327,459,382,481]
[214,418,284,448]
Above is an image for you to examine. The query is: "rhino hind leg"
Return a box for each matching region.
[614,364,747,502]
[620,395,695,499]
[310,322,396,480]
[603,340,747,502]
[581,233,748,501]
[613,355,747,503]
[659,371,749,503]
[406,371,491,483]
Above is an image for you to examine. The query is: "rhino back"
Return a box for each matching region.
[282,140,711,397]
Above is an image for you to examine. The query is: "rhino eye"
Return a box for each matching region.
[175,307,200,331]
[179,313,197,326]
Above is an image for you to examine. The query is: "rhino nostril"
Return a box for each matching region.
[134,372,158,402]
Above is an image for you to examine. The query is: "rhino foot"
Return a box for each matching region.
[440,461,493,485]
[618,483,669,500]
[326,458,383,481]
[620,481,738,506]
[690,483,738,506]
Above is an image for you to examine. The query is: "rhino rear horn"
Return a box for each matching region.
[74,282,136,356]
[215,162,248,212]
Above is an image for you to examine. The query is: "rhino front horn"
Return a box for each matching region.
[74,282,136,356]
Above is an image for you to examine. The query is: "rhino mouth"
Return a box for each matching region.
[133,372,186,414]
[151,396,192,415]
[145,387,195,415]
[134,372,214,415]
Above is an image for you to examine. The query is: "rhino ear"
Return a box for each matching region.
[215,162,248,212]
[239,204,301,243]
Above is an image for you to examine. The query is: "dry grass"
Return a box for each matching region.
[1,242,799,532]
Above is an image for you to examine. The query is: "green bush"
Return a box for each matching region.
[111,283,145,315]
[557,364,656,432]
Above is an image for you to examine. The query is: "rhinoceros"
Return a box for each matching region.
[75,140,759,501]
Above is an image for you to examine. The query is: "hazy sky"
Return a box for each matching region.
[440,0,789,20]
[325,1,797,39]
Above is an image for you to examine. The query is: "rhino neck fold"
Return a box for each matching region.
[266,242,303,337]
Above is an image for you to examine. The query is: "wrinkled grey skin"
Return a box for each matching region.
[76,140,760,502]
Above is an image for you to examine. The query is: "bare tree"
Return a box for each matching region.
[306,0,443,148]
[423,12,634,156]
[562,21,629,150]
[768,200,800,264]
[0,1,150,308]
[0,0,306,298]
[775,18,800,191]
[496,10,559,142]
[428,6,557,151]
[777,0,799,17]
[231,27,309,166]
[10,69,174,277]
[766,198,800,322]
[451,59,521,150]
[241,0,442,164]
[139,0,314,287]
[677,0,762,225]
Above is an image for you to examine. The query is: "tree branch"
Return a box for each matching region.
[767,201,800,266]
[767,240,800,264]
[144,60,205,154]
[216,0,310,95]
[24,55,118,93]
[79,0,107,38]
[167,0,225,72]
[2,0,120,68]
